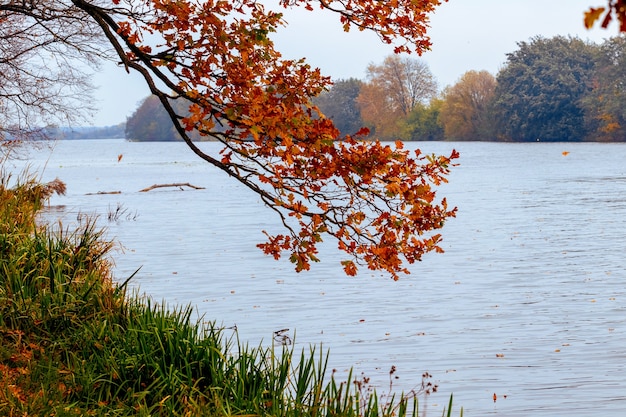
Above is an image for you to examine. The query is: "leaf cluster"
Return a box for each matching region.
[585,1,626,31]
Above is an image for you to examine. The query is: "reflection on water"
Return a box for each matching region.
[15,140,626,416]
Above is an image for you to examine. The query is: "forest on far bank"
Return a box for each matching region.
[124,35,626,143]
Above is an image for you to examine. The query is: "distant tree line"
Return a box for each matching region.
[29,124,125,140]
[61,124,125,140]
[126,35,626,142]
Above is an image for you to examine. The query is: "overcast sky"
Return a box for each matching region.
[91,0,615,126]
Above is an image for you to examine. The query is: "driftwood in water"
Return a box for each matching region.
[85,183,203,195]
[86,191,122,195]
[139,183,205,192]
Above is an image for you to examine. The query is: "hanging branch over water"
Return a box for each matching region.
[4,0,456,279]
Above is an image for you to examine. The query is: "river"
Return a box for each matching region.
[8,139,626,416]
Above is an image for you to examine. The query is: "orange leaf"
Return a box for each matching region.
[341,260,358,276]
[584,7,605,29]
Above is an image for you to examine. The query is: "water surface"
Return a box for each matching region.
[12,140,626,416]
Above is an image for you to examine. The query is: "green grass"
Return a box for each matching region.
[0,169,462,416]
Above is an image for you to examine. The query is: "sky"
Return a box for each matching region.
[90,0,615,126]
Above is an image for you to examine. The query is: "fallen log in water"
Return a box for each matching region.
[139,183,205,192]
[86,191,122,195]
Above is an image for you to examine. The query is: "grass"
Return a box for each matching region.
[0,169,463,416]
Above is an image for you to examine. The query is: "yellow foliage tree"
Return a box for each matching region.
[439,70,497,141]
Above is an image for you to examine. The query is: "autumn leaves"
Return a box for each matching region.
[585,1,626,31]
[71,0,457,279]
[254,139,459,280]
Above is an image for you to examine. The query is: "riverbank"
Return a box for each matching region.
[0,171,457,416]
